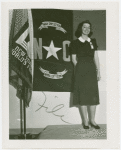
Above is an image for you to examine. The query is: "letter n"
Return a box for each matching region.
[33,38,42,59]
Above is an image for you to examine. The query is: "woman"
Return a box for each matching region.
[70,20,101,129]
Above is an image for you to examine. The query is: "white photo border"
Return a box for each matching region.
[2,1,119,149]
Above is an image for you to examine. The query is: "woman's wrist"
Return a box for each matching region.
[74,62,77,66]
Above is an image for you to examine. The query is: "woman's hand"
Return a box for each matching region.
[97,71,101,81]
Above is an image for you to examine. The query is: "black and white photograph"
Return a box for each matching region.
[2,1,119,149]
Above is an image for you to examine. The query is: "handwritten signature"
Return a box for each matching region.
[35,92,72,124]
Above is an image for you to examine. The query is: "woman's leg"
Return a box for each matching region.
[87,105,97,125]
[78,106,89,126]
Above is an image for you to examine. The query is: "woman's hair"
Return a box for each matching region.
[75,20,93,38]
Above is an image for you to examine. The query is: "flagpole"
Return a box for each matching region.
[20,98,23,135]
[22,84,32,139]
[23,86,27,139]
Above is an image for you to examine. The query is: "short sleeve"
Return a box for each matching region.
[92,38,98,51]
[69,41,77,55]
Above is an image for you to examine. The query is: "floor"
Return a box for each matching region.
[9,124,107,139]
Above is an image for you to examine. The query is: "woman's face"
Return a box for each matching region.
[82,23,91,36]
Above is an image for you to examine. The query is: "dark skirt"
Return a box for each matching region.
[72,56,100,106]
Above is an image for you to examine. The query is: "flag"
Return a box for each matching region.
[9,9,33,107]
[32,9,74,91]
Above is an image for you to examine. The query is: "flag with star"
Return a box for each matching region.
[32,9,74,91]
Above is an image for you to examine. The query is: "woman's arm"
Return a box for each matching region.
[94,51,100,71]
[72,54,77,67]
[94,51,101,81]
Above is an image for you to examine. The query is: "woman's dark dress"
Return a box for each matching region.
[70,38,100,106]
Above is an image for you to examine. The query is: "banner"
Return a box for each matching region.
[32,9,74,91]
[9,9,33,106]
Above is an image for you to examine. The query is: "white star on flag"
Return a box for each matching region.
[43,40,62,59]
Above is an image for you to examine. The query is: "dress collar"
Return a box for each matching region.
[78,36,91,43]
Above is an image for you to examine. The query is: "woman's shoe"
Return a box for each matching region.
[82,124,89,129]
[90,123,100,129]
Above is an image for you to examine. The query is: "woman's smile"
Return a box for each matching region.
[82,23,91,35]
